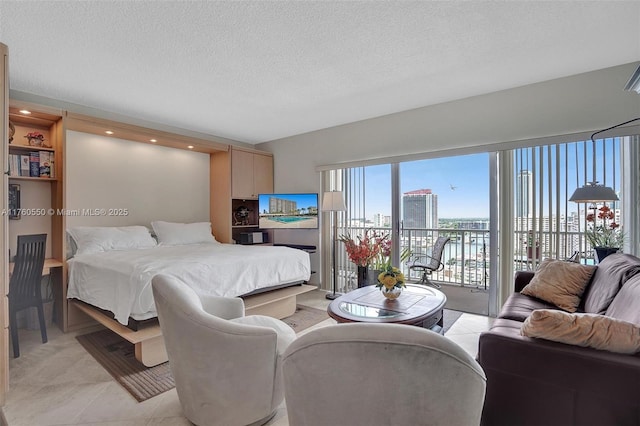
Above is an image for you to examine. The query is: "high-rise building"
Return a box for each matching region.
[403,189,438,229]
[268,197,297,214]
[373,213,391,228]
[516,170,533,217]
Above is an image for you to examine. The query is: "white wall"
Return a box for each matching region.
[66,131,210,228]
[257,62,640,284]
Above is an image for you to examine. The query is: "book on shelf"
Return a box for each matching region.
[20,155,30,177]
[39,151,51,178]
[8,154,19,176]
[29,151,40,177]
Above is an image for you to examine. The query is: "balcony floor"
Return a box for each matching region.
[431,282,489,316]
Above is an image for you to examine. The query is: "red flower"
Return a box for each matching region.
[585,204,624,248]
[339,230,389,267]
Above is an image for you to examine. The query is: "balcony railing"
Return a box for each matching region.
[335,226,595,293]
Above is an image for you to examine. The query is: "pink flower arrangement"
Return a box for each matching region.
[585,205,624,248]
[25,132,44,140]
[339,230,389,267]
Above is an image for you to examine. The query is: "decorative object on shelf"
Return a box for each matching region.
[339,229,389,288]
[24,131,45,147]
[375,265,406,300]
[585,204,624,263]
[233,205,252,226]
[8,120,15,144]
[322,190,347,300]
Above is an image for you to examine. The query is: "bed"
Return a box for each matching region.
[65,223,314,366]
[67,243,311,325]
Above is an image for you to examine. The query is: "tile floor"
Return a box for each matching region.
[3,289,494,425]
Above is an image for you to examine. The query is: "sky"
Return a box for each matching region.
[364,153,491,219]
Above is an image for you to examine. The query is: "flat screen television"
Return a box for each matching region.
[258,193,319,229]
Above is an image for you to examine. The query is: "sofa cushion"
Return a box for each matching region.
[582,253,640,314]
[498,293,560,322]
[605,274,640,325]
[520,259,596,313]
[521,309,640,354]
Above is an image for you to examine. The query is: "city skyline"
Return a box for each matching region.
[359,138,622,220]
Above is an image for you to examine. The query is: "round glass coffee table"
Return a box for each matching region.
[327,284,447,333]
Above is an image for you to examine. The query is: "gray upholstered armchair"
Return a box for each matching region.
[152,274,296,426]
[282,323,486,426]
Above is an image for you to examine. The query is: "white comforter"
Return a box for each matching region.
[67,243,311,325]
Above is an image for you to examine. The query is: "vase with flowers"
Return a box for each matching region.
[24,132,45,147]
[339,230,389,288]
[585,205,624,263]
[376,265,406,300]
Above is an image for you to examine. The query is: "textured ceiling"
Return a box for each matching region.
[1,1,639,144]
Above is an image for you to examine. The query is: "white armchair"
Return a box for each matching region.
[282,323,487,426]
[151,274,296,426]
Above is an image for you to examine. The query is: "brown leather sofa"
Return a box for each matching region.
[478,253,640,426]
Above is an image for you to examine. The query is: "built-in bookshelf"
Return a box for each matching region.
[8,145,56,180]
[8,107,60,182]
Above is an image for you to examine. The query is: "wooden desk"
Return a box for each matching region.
[9,258,64,276]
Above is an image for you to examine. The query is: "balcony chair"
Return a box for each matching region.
[282,323,487,426]
[407,236,450,289]
[9,233,48,358]
[151,274,296,426]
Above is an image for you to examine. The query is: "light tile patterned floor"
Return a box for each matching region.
[3,289,493,425]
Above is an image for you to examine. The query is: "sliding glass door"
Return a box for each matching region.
[399,154,491,315]
[327,153,493,316]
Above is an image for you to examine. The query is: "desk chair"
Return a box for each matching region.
[9,234,48,358]
[407,236,450,289]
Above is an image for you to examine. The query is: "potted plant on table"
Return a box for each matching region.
[585,205,624,263]
[376,265,406,300]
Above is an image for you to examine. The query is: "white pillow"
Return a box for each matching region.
[68,226,157,255]
[151,221,217,246]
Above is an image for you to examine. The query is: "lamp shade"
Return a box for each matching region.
[569,183,619,203]
[322,191,346,212]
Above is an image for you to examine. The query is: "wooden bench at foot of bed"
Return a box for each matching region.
[72,284,317,367]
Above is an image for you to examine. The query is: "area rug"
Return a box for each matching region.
[76,329,174,402]
[443,309,463,334]
[76,305,329,402]
[282,304,330,332]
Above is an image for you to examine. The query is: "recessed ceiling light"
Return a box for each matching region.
[150,139,157,143]
[187,145,194,149]
[105,130,114,135]
[19,110,31,115]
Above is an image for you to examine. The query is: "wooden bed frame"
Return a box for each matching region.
[71,283,316,367]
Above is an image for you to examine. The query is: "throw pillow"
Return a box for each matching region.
[520,259,596,312]
[151,221,217,246]
[521,309,640,354]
